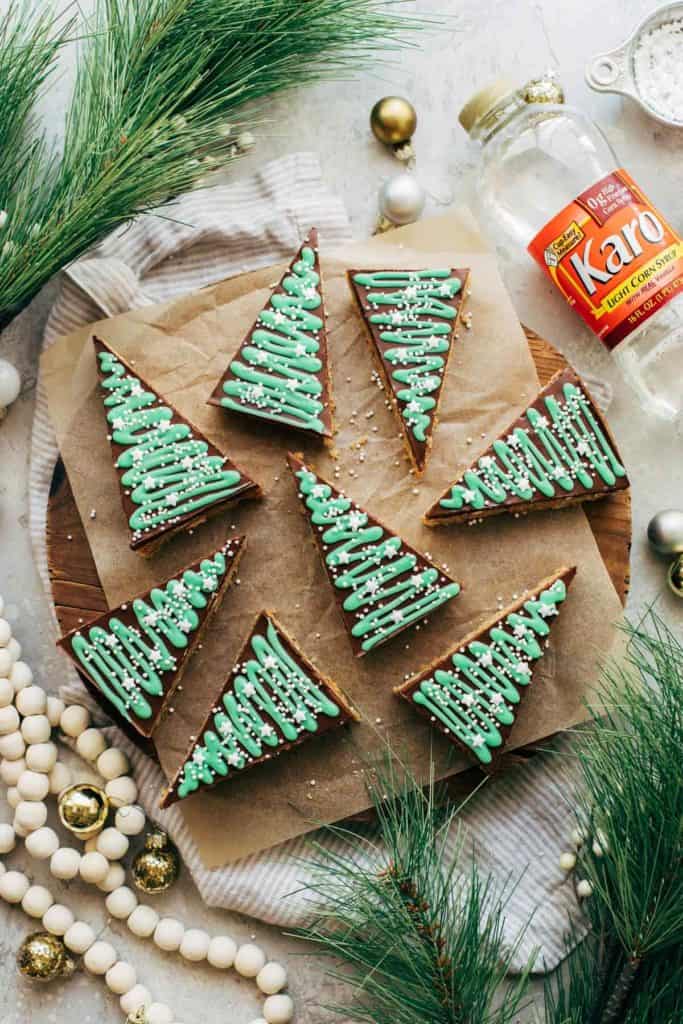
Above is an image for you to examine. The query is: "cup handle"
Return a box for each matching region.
[585,45,630,94]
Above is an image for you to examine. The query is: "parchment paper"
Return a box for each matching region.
[41,211,625,866]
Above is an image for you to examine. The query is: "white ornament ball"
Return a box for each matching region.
[147,1004,173,1024]
[235,943,267,978]
[60,704,90,738]
[378,171,426,226]
[79,850,110,884]
[64,921,96,954]
[97,862,126,893]
[15,685,47,717]
[76,727,107,762]
[15,799,48,832]
[0,677,14,705]
[48,761,72,795]
[0,869,30,903]
[257,962,288,995]
[0,619,10,646]
[0,731,25,760]
[576,879,593,898]
[96,827,129,861]
[26,826,60,860]
[83,940,117,975]
[46,696,66,727]
[21,714,52,745]
[154,917,185,952]
[0,359,21,411]
[25,740,57,773]
[106,776,138,807]
[559,852,577,872]
[0,704,19,734]
[0,755,25,785]
[207,934,237,968]
[50,847,82,880]
[179,928,210,962]
[42,903,75,936]
[21,884,54,918]
[106,960,137,995]
[0,822,16,853]
[105,886,138,920]
[7,786,21,808]
[97,747,129,781]
[17,769,50,802]
[9,661,32,692]
[115,804,146,836]
[127,904,159,938]
[262,994,295,1024]
[120,985,152,1015]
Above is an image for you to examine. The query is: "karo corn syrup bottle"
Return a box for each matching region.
[460,79,683,422]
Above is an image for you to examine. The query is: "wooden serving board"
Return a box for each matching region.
[47,329,631,638]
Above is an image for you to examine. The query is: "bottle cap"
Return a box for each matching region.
[459,79,518,133]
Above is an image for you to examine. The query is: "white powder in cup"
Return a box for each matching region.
[634,17,683,123]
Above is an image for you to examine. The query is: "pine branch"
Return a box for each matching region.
[298,758,533,1024]
[544,611,683,1024]
[0,0,431,329]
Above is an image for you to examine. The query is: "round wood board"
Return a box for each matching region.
[47,328,631,635]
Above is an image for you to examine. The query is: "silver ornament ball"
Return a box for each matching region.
[378,172,426,226]
[647,509,683,557]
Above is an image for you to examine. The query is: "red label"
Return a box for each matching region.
[528,169,683,350]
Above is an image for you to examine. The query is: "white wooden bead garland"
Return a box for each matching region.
[0,601,293,1023]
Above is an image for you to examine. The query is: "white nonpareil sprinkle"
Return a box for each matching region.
[634,18,683,123]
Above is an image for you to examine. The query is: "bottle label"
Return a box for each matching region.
[528,169,683,349]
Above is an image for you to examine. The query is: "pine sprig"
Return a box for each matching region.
[0,0,429,329]
[544,611,683,1024]
[299,759,533,1024]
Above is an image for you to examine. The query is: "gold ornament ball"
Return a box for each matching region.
[17,931,75,983]
[58,783,110,840]
[126,1009,149,1024]
[522,71,565,105]
[667,555,683,598]
[370,96,417,146]
[132,829,180,894]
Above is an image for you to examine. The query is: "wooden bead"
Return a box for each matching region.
[76,728,107,762]
[235,943,266,978]
[0,618,10,645]
[15,685,47,717]
[153,918,184,952]
[6,638,20,662]
[25,826,59,860]
[115,804,146,836]
[207,935,237,968]
[179,928,210,962]
[42,903,75,936]
[79,851,110,884]
[262,994,294,1024]
[105,776,138,808]
[127,904,159,938]
[60,704,90,737]
[96,862,126,893]
[0,731,25,760]
[0,822,15,853]
[25,741,57,773]
[0,755,25,785]
[48,761,72,795]
[84,940,117,975]
[0,869,30,903]
[96,827,129,861]
[97,748,129,781]
[17,769,50,802]
[46,696,66,727]
[0,705,19,734]
[21,714,52,745]
[21,884,54,918]
[15,799,48,832]
[0,677,14,706]
[105,886,138,920]
[64,921,96,954]
[50,847,81,880]
[120,985,151,1014]
[257,962,288,995]
[7,786,21,808]
[9,661,33,692]
[106,960,137,995]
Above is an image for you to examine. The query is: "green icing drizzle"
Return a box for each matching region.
[97,351,245,544]
[439,381,627,514]
[71,551,228,724]
[175,617,341,798]
[221,246,328,434]
[353,270,462,446]
[296,466,459,653]
[411,578,567,764]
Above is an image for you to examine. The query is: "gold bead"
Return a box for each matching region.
[132,829,180,894]
[17,931,76,983]
[522,72,565,106]
[370,96,417,147]
[126,1010,149,1024]
[667,555,683,598]
[58,783,110,840]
